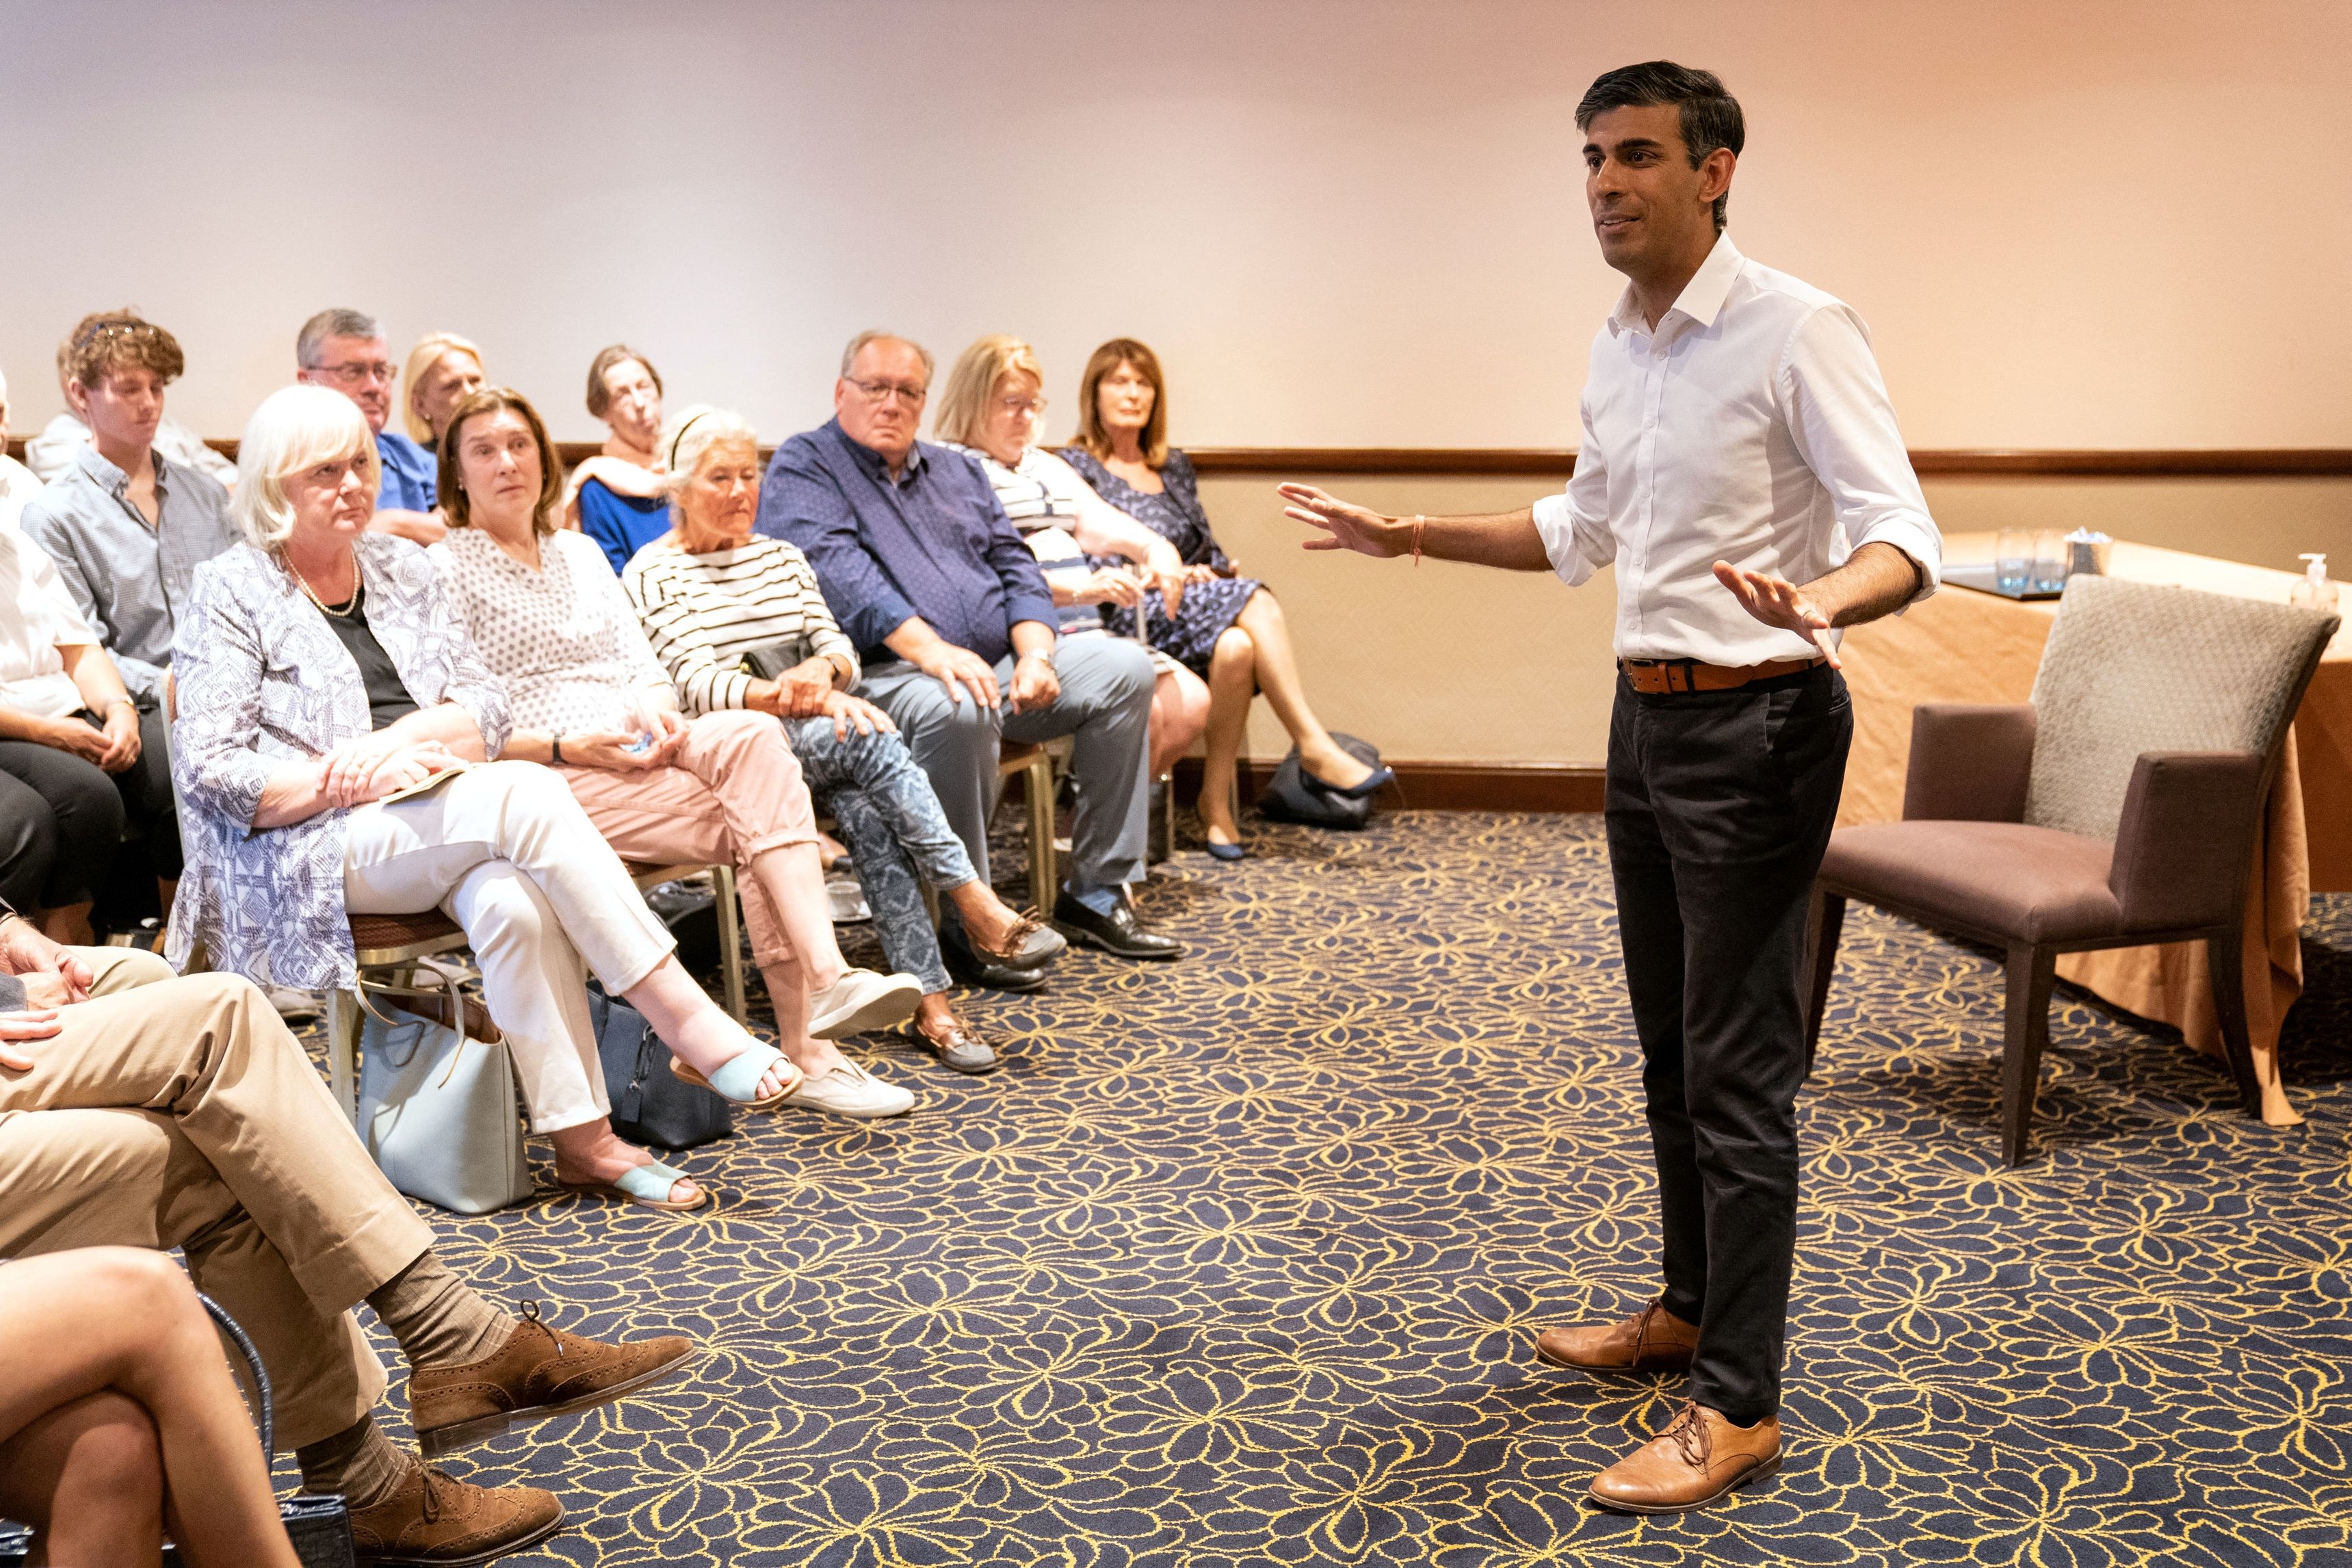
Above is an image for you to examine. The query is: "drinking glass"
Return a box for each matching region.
[2031,530,2069,594]
[1995,529,2032,594]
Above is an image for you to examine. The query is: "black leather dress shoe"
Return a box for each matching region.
[940,923,1048,993]
[1050,892,1184,961]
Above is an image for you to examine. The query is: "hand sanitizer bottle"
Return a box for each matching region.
[2292,554,2339,612]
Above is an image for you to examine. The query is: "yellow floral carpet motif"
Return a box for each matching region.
[346,811,2352,1566]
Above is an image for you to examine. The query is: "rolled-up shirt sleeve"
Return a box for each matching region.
[760,443,919,651]
[1781,305,1942,602]
[1531,393,1616,588]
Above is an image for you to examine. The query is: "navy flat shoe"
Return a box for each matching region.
[1205,839,1246,863]
[1305,763,1394,800]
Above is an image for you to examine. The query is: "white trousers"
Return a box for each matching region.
[341,761,675,1134]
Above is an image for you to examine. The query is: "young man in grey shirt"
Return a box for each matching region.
[18,313,239,706]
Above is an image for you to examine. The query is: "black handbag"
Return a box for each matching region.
[1257,732,1385,831]
[0,1292,358,1565]
[587,981,734,1149]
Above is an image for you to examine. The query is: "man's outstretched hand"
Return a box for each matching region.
[1280,484,1405,558]
[1713,560,1842,669]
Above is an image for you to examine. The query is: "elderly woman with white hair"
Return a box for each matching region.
[430,386,924,1118]
[169,383,797,1212]
[624,406,1064,1074]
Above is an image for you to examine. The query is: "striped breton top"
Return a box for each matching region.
[622,533,860,714]
[941,441,1111,634]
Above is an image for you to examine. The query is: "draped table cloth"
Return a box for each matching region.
[1836,536,2352,1125]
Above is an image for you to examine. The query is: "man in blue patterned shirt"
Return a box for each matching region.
[761,332,1179,972]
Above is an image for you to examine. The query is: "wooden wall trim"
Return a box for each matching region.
[1172,758,1604,813]
[1183,447,2352,478]
[5,436,2347,480]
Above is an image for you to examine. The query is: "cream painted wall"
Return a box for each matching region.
[2,0,2345,449]
[3,0,2345,767]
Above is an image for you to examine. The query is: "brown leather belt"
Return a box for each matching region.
[1618,655,1823,694]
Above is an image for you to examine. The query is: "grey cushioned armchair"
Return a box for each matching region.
[1803,575,2338,1165]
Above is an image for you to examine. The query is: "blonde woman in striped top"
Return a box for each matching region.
[624,408,1064,1073]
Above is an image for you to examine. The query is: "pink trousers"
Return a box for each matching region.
[556,710,820,976]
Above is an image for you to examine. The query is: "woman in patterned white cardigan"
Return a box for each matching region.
[169,384,792,1212]
[432,387,930,1116]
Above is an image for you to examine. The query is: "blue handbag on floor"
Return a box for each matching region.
[1257,732,1385,829]
[354,959,536,1215]
[588,981,734,1150]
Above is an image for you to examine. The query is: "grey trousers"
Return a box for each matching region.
[858,638,1154,900]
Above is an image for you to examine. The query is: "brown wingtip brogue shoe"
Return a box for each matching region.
[409,1301,698,1459]
[348,1464,563,1566]
[1588,1401,1782,1515]
[1533,1297,1700,1374]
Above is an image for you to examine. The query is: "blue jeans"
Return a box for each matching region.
[787,718,974,996]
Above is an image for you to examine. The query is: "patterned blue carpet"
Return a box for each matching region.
[325,810,2352,1567]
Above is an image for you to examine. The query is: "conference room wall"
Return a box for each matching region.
[1198,471,2352,766]
[0,0,2343,451]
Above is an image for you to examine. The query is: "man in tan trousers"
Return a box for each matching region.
[0,904,696,1564]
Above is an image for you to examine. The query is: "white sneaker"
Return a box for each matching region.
[785,1060,915,1119]
[826,869,872,924]
[808,969,922,1039]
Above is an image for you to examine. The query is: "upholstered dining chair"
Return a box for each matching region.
[1804,575,2339,1166]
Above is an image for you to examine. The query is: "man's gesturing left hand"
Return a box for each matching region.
[1712,560,1841,669]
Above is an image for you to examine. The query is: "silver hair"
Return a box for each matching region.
[657,405,761,515]
[233,384,379,550]
[296,308,384,368]
[839,330,933,382]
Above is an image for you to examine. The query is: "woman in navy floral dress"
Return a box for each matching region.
[1060,339,1387,857]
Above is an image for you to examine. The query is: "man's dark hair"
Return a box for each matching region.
[1576,62,1745,233]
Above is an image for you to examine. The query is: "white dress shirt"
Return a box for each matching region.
[0,455,40,536]
[1533,233,1941,666]
[0,526,99,720]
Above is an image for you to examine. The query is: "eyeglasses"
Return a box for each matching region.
[844,377,927,408]
[310,361,397,387]
[996,395,1047,417]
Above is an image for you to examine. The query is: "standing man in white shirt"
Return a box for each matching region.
[1283,61,1941,1514]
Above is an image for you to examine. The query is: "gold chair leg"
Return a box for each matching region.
[1026,751,1057,908]
[328,988,363,1118]
[713,863,747,1025]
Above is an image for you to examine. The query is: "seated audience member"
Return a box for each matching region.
[1,369,52,534]
[936,335,1210,781]
[295,308,445,545]
[0,526,178,940]
[761,332,1179,964]
[1062,339,1389,858]
[23,312,241,491]
[564,343,673,571]
[628,406,1064,1064]
[0,910,694,1561]
[18,312,239,711]
[170,384,797,1212]
[1,1248,306,1568]
[434,388,927,1110]
[401,330,487,452]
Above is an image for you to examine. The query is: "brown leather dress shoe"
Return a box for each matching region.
[409,1302,698,1458]
[348,1464,563,1566]
[1533,1297,1699,1373]
[1588,1401,1782,1515]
